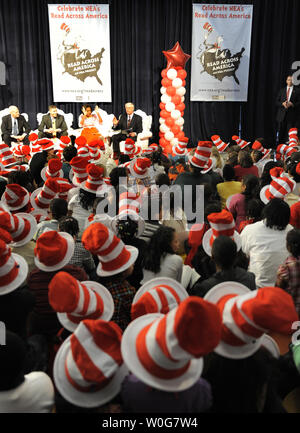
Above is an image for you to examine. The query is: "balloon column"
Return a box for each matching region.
[159,42,191,155]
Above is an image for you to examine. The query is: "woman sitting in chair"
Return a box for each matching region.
[79,104,105,144]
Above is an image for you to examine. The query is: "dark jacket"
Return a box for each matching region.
[1,114,31,138]
[276,86,300,124]
[38,113,68,138]
[112,113,143,136]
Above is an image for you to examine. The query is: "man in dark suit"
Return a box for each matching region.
[276,75,300,143]
[111,102,143,158]
[1,105,31,146]
[38,105,68,139]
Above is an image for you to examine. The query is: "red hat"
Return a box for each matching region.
[121,297,222,391]
[28,133,38,143]
[41,158,63,181]
[89,139,105,151]
[30,178,60,210]
[69,156,89,186]
[28,133,41,155]
[0,143,16,167]
[111,191,145,237]
[60,136,71,146]
[276,144,289,161]
[0,228,13,244]
[75,136,87,148]
[56,178,73,201]
[185,223,206,266]
[129,157,151,178]
[252,140,271,160]
[260,170,296,204]
[0,239,28,295]
[53,319,128,408]
[189,141,212,168]
[37,138,55,151]
[203,210,241,257]
[77,146,91,160]
[211,135,229,153]
[34,230,75,272]
[30,209,50,224]
[232,135,251,149]
[13,144,31,159]
[80,164,107,195]
[172,137,189,156]
[2,184,30,211]
[131,277,189,320]
[289,128,298,147]
[285,146,298,159]
[82,222,138,277]
[123,139,141,158]
[88,142,101,162]
[48,271,114,332]
[0,211,37,247]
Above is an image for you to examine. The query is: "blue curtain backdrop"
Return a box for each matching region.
[0,0,300,146]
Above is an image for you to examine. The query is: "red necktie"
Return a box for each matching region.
[287,87,291,102]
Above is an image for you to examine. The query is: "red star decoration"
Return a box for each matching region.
[163,42,191,70]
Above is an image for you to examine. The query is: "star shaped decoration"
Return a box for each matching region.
[163,42,191,70]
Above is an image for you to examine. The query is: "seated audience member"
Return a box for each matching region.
[225,150,239,167]
[62,145,77,180]
[276,229,300,316]
[239,198,265,233]
[58,216,96,279]
[38,105,68,139]
[284,158,300,206]
[7,169,34,193]
[191,236,256,298]
[0,331,55,413]
[34,198,68,240]
[141,226,183,284]
[234,150,259,181]
[1,105,31,147]
[260,161,282,189]
[217,164,242,209]
[29,139,57,187]
[241,198,292,288]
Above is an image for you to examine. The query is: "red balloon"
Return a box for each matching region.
[161,77,172,87]
[159,137,168,147]
[171,95,181,105]
[159,102,166,110]
[177,69,187,80]
[182,80,186,86]
[180,111,184,117]
[171,125,180,135]
[161,69,168,78]
[159,132,164,138]
[163,42,191,70]
[165,117,175,127]
[160,110,169,119]
[176,103,185,111]
[166,86,176,96]
[177,131,185,140]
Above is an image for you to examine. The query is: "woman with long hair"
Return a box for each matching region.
[234,150,259,181]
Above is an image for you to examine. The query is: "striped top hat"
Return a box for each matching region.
[1,184,30,211]
[88,142,101,162]
[77,146,91,160]
[86,213,113,231]
[48,271,114,332]
[289,128,298,146]
[82,222,139,277]
[203,22,213,33]
[123,139,141,158]
[204,283,298,359]
[0,211,37,247]
[13,144,31,159]
[88,139,105,152]
[0,143,16,167]
[0,239,28,295]
[252,141,271,160]
[121,296,222,391]
[111,190,145,237]
[30,209,50,224]
[75,136,87,148]
[172,137,189,156]
[53,319,128,408]
[232,135,251,149]
[34,230,75,272]
[276,144,289,161]
[202,209,242,257]
[37,138,55,151]
[60,136,71,149]
[131,277,189,320]
[56,178,73,201]
[30,177,60,210]
[211,135,229,153]
[41,158,63,181]
[80,164,107,195]
[285,146,298,160]
[189,141,212,168]
[69,156,89,186]
[28,132,38,144]
[129,157,151,179]
[28,133,41,156]
[260,169,296,204]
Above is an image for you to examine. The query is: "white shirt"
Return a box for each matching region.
[241,220,292,288]
[287,86,293,102]
[0,372,54,413]
[141,253,183,285]
[68,193,92,236]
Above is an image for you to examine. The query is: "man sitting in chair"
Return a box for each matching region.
[111,102,143,159]
[1,105,31,147]
[38,105,68,139]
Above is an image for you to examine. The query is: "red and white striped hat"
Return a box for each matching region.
[286,146,298,159]
[0,143,16,167]
[30,178,60,210]
[276,144,289,161]
[13,144,31,159]
[189,141,212,169]
[30,209,50,224]
[1,184,30,211]
[53,319,128,408]
[172,137,189,156]
[0,211,37,247]
[204,283,298,359]
[88,142,101,162]
[86,213,113,230]
[41,158,63,181]
[82,222,139,277]
[203,22,213,33]
[123,139,141,158]
[129,157,151,179]
[49,271,114,332]
[77,146,91,161]
[131,277,189,320]
[69,156,89,186]
[289,128,298,147]
[60,135,71,149]
[34,230,75,272]
[56,178,73,201]
[232,135,251,150]
[75,136,87,148]
[211,135,229,153]
[121,296,222,391]
[0,239,28,295]
[111,190,145,237]
[28,133,41,156]
[89,139,105,152]
[80,164,106,194]
[37,138,55,151]
[252,141,271,160]
[202,209,242,257]
[260,170,296,204]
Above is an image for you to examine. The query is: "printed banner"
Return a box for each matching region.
[190,4,253,102]
[48,4,111,102]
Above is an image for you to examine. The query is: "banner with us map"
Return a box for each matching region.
[48,4,111,102]
[190,4,253,102]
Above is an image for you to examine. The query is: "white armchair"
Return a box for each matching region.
[37,109,74,136]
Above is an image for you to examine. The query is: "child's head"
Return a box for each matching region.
[286,229,300,258]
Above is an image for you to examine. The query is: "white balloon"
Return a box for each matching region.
[165,131,175,141]
[172,78,183,88]
[161,86,166,94]
[159,118,165,124]
[170,110,181,120]
[165,102,175,112]
[181,96,185,102]
[175,117,184,126]
[161,94,171,104]
[160,124,169,133]
[176,86,186,96]
[166,68,177,80]
[171,138,178,146]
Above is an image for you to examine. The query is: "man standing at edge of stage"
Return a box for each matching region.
[276,75,300,143]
